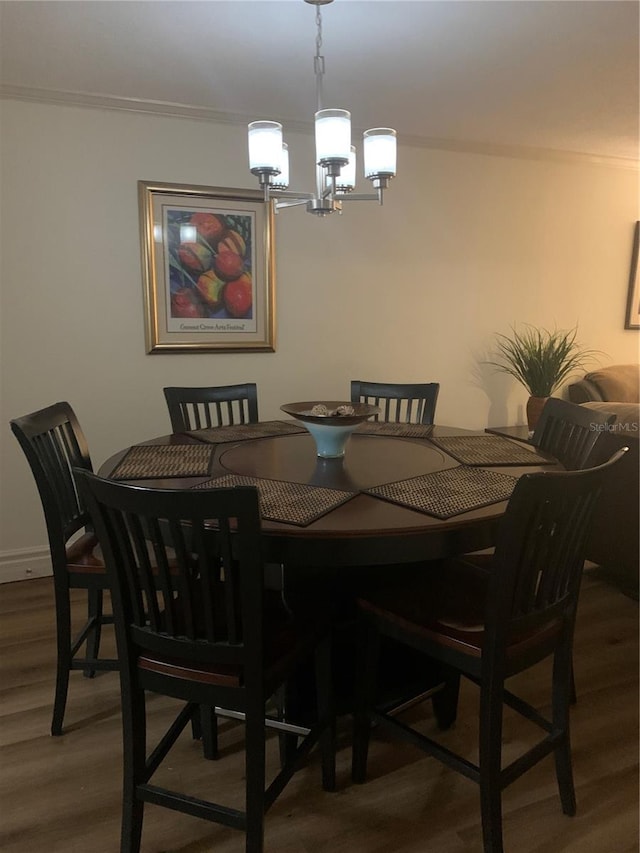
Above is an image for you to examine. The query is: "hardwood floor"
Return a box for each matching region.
[0,569,637,852]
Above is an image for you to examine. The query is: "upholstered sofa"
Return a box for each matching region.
[568,364,639,596]
[568,363,639,406]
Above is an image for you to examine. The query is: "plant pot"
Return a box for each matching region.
[526,396,549,432]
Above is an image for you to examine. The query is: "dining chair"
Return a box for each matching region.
[351,446,628,853]
[469,398,617,705]
[163,383,259,432]
[350,380,440,424]
[10,402,118,736]
[75,470,336,853]
[531,397,616,469]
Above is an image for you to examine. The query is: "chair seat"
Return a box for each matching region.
[65,532,106,573]
[357,560,561,660]
[65,534,179,576]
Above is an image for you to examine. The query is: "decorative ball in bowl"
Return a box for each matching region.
[280,401,380,458]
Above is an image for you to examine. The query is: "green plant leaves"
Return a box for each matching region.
[486,325,600,397]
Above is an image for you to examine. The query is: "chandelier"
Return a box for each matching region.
[247,0,397,216]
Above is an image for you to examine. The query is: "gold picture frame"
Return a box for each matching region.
[139,181,276,352]
[625,221,640,330]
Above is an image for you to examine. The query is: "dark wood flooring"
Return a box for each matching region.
[0,569,637,852]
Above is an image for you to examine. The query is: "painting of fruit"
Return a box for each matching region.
[196,270,226,310]
[166,207,253,321]
[140,181,275,352]
[189,212,226,247]
[214,250,245,281]
[177,242,213,274]
[171,287,205,318]
[224,275,253,318]
[217,230,246,255]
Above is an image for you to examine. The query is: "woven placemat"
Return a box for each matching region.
[356,421,434,439]
[187,420,306,444]
[193,474,355,527]
[110,444,214,480]
[428,434,554,466]
[366,466,518,519]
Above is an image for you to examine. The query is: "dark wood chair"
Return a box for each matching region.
[480,398,617,704]
[163,383,259,432]
[351,447,628,853]
[75,471,336,853]
[531,397,616,470]
[10,402,118,736]
[350,380,439,424]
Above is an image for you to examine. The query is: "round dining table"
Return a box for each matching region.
[98,421,557,722]
[99,423,556,571]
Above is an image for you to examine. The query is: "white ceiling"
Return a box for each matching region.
[1,0,638,163]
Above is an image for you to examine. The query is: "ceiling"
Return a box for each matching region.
[1,0,638,164]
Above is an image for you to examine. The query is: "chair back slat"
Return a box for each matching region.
[351,381,440,425]
[164,384,259,432]
[489,448,627,645]
[75,472,264,669]
[531,398,615,470]
[113,509,152,629]
[217,516,243,645]
[11,403,93,545]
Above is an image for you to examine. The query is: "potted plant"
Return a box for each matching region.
[487,324,599,430]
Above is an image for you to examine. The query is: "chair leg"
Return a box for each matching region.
[83,588,103,678]
[569,660,577,705]
[51,588,72,736]
[199,704,219,760]
[315,634,336,792]
[553,645,577,816]
[274,686,293,769]
[432,670,460,730]
[351,616,380,784]
[191,709,202,740]
[478,675,505,853]
[121,684,146,853]
[278,682,304,768]
[244,694,266,853]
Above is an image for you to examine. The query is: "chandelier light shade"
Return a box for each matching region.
[247,0,397,217]
[363,128,397,180]
[331,145,356,192]
[248,120,283,174]
[315,108,351,169]
[272,142,290,190]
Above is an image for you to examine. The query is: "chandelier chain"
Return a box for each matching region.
[314,6,325,111]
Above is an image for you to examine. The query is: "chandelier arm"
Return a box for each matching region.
[334,193,381,202]
[275,198,314,210]
[334,190,383,204]
[271,190,315,201]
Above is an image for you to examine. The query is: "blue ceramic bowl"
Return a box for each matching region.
[280,401,380,458]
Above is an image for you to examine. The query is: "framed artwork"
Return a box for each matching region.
[138,181,276,352]
[624,221,640,330]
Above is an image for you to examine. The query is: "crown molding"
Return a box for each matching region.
[1,84,638,171]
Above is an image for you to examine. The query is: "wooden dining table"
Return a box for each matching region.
[99,422,556,570]
[98,420,558,722]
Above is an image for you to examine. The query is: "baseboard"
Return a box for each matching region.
[0,548,52,584]
[586,562,639,602]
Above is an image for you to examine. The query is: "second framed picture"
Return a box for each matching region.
[625,221,640,330]
[139,181,276,352]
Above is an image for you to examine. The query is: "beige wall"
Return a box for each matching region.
[1,98,638,581]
